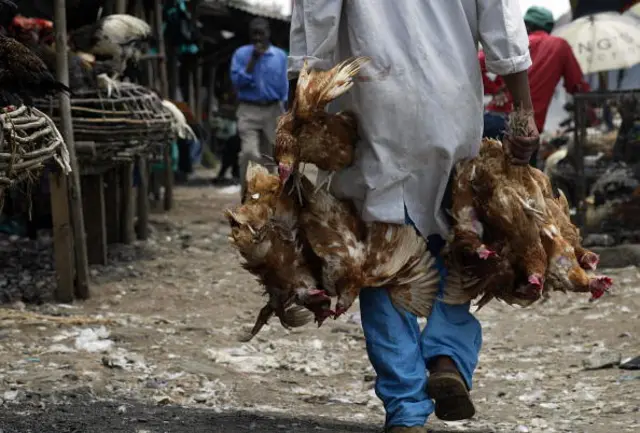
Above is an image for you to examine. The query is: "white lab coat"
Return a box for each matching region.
[289,0,532,237]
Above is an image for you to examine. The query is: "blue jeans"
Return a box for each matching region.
[359,212,482,427]
[483,111,508,140]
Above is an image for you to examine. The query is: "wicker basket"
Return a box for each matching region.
[0,105,71,189]
[34,81,175,164]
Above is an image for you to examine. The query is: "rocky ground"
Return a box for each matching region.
[0,171,639,433]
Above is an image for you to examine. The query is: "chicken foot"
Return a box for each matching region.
[588,276,613,300]
[237,304,274,342]
[296,288,334,326]
[288,172,304,205]
[314,171,336,194]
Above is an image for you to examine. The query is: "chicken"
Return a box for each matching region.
[68,14,152,78]
[298,175,441,318]
[15,32,97,92]
[162,100,198,142]
[241,160,281,207]
[445,111,613,308]
[0,34,70,108]
[275,57,369,195]
[539,222,611,300]
[448,136,548,304]
[544,189,600,270]
[225,162,332,341]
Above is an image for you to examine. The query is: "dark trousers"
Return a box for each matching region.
[482,111,508,140]
[177,138,193,175]
[216,135,241,179]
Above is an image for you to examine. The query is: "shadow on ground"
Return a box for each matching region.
[0,395,496,433]
[0,397,383,433]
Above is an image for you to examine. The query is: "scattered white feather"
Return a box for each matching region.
[162,100,198,141]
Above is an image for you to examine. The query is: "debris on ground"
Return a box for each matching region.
[0,172,638,433]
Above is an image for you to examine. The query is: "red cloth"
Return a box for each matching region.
[478,51,503,96]
[11,16,52,31]
[480,31,591,131]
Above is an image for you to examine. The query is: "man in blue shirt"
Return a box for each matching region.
[230,18,288,198]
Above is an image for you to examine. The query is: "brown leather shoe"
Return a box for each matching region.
[385,427,430,433]
[427,356,476,421]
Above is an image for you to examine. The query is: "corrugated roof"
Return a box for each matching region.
[201,0,291,22]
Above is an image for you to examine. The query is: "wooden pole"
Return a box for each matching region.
[81,174,108,265]
[120,162,135,244]
[188,64,196,116]
[104,169,121,244]
[115,0,127,14]
[154,0,173,210]
[49,172,75,302]
[135,155,149,240]
[192,0,203,121]
[154,1,169,97]
[574,98,587,229]
[55,0,91,300]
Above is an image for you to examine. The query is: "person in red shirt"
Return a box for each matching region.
[481,6,591,166]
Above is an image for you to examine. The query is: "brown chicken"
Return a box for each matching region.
[275,57,369,195]
[241,161,281,207]
[225,163,331,341]
[298,176,441,318]
[539,222,612,300]
[445,111,612,308]
[0,33,70,108]
[544,189,600,270]
[447,136,548,304]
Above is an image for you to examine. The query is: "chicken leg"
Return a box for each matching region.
[314,171,336,194]
[288,171,304,205]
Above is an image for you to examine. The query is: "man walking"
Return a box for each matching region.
[481,6,590,166]
[230,17,288,198]
[288,1,539,432]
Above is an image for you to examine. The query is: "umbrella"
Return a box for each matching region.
[626,3,640,18]
[553,12,640,74]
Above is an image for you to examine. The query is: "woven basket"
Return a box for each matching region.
[34,81,175,164]
[0,105,71,189]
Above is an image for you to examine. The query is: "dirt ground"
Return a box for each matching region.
[0,171,639,433]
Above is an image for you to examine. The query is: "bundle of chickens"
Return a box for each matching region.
[443,113,613,309]
[226,57,443,341]
[225,59,614,343]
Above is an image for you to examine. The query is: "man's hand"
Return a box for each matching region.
[503,112,540,165]
[246,45,265,73]
[253,42,267,56]
[500,71,538,165]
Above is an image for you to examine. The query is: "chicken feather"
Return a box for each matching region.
[298,175,441,318]
[226,163,331,340]
[275,57,370,196]
[0,34,70,107]
[445,111,612,308]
